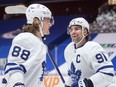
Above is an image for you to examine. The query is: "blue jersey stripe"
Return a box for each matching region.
[20,64,27,73]
[96,65,114,76]
[5,63,27,74]
[5,67,24,74]
[5,63,17,70]
[96,65,114,72]
[100,71,114,76]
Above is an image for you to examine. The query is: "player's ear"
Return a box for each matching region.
[83,28,88,36]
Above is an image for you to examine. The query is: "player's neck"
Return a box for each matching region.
[76,39,86,48]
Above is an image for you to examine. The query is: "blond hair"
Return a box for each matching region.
[22,17,40,34]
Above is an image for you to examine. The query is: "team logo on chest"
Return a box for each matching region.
[68,62,82,83]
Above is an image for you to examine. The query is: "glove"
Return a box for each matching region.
[65,85,70,87]
[78,78,88,87]
[71,78,93,87]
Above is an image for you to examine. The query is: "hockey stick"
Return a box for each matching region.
[47,48,65,83]
[5,5,27,14]
[42,39,68,86]
[47,49,71,87]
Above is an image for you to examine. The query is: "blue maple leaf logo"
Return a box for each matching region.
[68,62,82,82]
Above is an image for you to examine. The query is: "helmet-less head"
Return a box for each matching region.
[26,4,54,37]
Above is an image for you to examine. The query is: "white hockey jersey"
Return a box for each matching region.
[2,32,47,87]
[64,41,116,87]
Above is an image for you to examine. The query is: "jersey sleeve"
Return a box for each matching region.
[5,34,45,74]
[88,42,115,87]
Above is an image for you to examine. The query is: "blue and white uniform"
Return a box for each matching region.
[64,41,116,87]
[2,32,47,87]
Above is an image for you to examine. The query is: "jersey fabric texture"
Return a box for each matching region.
[2,32,47,87]
[64,41,116,87]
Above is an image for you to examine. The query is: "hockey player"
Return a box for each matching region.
[64,17,116,87]
[2,4,54,87]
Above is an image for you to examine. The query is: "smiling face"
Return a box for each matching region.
[69,25,83,43]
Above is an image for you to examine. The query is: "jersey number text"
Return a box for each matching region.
[96,53,108,63]
[12,46,30,60]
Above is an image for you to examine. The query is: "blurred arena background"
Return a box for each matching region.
[0,0,116,86]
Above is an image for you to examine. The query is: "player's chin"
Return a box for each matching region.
[72,37,77,42]
[72,39,76,42]
[44,32,50,35]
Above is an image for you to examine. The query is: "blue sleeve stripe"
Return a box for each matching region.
[19,64,27,74]
[5,63,27,74]
[100,71,114,76]
[5,67,24,74]
[96,65,114,73]
[6,63,17,66]
[5,63,17,70]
